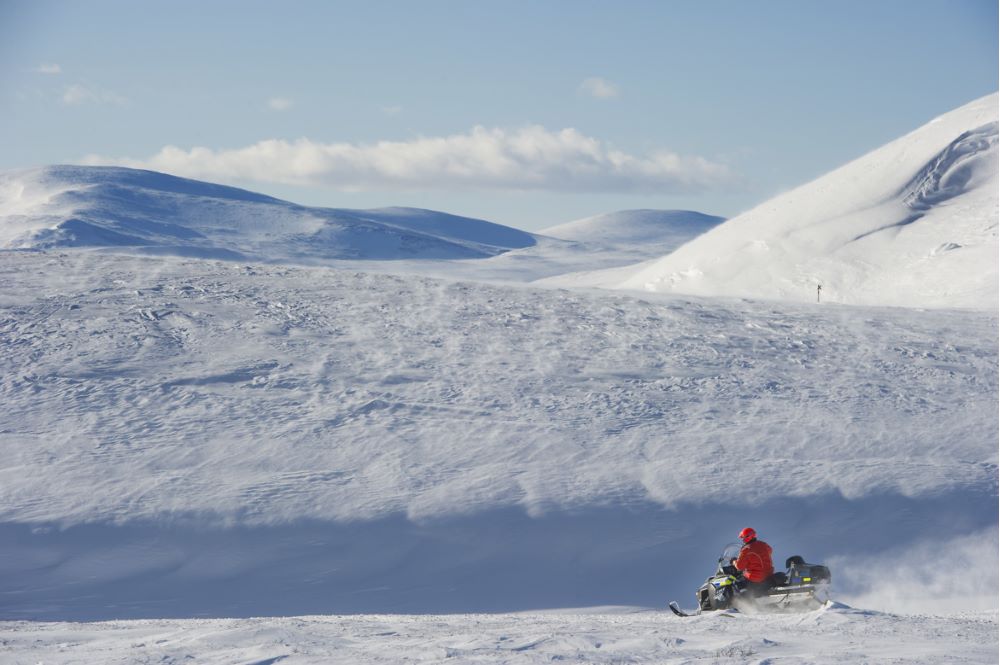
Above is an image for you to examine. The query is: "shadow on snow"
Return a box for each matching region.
[1,487,994,621]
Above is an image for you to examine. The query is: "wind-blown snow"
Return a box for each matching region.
[566,94,999,309]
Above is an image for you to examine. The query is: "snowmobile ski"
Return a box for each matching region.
[668,601,698,617]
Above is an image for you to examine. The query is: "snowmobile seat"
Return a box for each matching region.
[786,561,831,586]
[785,555,805,568]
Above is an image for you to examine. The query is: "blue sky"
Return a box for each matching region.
[2,0,997,230]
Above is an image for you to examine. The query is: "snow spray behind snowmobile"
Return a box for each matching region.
[670,543,831,616]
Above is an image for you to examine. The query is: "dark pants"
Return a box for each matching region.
[741,579,772,598]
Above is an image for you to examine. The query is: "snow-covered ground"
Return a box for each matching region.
[1,252,995,626]
[4,604,997,664]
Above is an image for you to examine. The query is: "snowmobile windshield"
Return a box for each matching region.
[719,543,742,563]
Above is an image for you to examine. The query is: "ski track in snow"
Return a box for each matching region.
[2,605,997,664]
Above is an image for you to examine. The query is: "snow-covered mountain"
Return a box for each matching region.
[0,166,728,283]
[446,209,725,284]
[0,165,538,261]
[409,209,726,284]
[559,94,998,309]
[541,209,724,248]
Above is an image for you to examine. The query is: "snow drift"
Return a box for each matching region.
[0,165,538,262]
[577,94,998,309]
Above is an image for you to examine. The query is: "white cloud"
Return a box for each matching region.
[381,105,403,116]
[579,77,619,99]
[36,63,62,75]
[267,97,293,111]
[62,83,127,106]
[62,84,91,105]
[83,125,732,194]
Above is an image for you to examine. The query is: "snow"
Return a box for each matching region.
[540,208,724,248]
[555,93,999,309]
[3,605,997,664]
[448,209,725,285]
[0,94,998,663]
[417,210,725,284]
[0,166,727,285]
[0,165,539,261]
[0,251,995,627]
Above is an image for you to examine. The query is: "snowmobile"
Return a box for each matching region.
[669,543,831,617]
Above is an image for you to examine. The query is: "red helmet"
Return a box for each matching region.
[739,527,757,543]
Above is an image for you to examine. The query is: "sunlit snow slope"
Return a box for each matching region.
[596,94,998,308]
[0,253,995,619]
[0,165,537,261]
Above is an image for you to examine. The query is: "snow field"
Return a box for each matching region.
[0,251,995,621]
[2,605,997,664]
[2,252,995,526]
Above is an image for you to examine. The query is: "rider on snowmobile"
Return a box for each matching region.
[732,527,774,596]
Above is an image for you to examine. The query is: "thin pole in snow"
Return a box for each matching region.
[817,284,822,303]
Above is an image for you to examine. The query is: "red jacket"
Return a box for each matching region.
[734,539,774,583]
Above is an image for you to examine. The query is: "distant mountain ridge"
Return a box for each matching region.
[541,209,724,248]
[0,165,538,262]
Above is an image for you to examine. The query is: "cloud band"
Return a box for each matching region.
[84,126,731,194]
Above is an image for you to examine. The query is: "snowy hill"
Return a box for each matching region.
[0,165,538,261]
[0,252,995,621]
[415,209,725,284]
[0,166,726,284]
[541,209,724,248]
[564,94,999,309]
